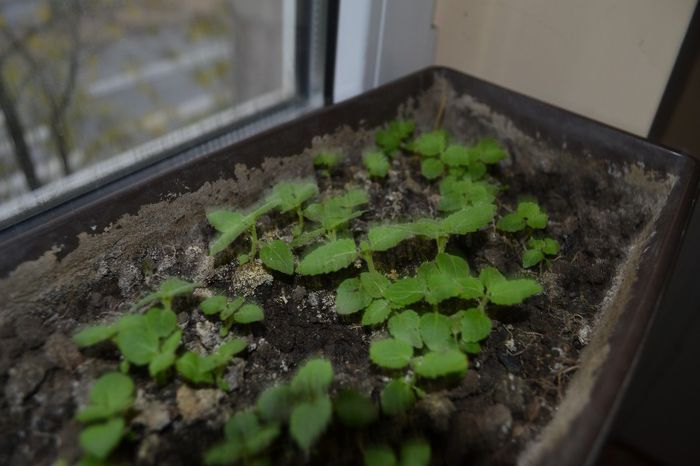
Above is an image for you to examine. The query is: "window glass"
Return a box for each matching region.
[0,0,323,223]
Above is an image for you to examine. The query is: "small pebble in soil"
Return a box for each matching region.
[231,261,273,297]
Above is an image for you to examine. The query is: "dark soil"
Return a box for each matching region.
[0,82,672,466]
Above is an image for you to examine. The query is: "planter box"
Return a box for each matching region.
[0,67,697,465]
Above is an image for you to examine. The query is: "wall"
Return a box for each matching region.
[433,0,697,136]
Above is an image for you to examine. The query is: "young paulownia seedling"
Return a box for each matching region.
[375,119,415,156]
[206,358,335,464]
[363,439,431,466]
[200,295,264,336]
[207,197,279,263]
[313,151,344,175]
[76,372,134,463]
[522,237,560,268]
[176,337,248,390]
[363,150,390,178]
[497,201,549,232]
[269,180,319,236]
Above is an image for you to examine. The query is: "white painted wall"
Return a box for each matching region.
[433,0,697,136]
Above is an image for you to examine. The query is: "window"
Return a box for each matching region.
[0,0,334,227]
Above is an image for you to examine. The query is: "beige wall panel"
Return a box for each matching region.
[434,0,696,135]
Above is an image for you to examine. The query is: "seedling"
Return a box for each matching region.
[522,237,560,268]
[375,119,415,155]
[408,130,448,157]
[74,307,183,379]
[363,150,390,178]
[497,201,549,232]
[303,189,368,240]
[297,238,358,275]
[200,295,264,336]
[176,337,248,390]
[207,358,335,463]
[207,197,279,262]
[270,180,319,235]
[133,277,198,311]
[438,176,498,212]
[363,439,431,466]
[334,390,378,428]
[204,410,280,466]
[76,372,134,462]
[313,151,344,175]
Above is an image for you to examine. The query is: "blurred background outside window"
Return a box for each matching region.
[0,0,329,225]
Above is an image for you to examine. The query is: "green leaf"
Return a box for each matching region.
[460,276,485,300]
[136,277,198,308]
[76,373,134,422]
[441,204,496,235]
[161,329,183,353]
[210,338,248,366]
[176,352,214,385]
[144,307,177,338]
[149,351,176,377]
[207,210,256,256]
[290,396,332,452]
[411,131,447,157]
[360,271,391,299]
[479,267,505,288]
[542,237,560,255]
[388,310,423,349]
[413,349,468,378]
[334,390,378,428]
[421,158,444,180]
[79,418,125,460]
[73,324,118,347]
[314,151,343,169]
[364,151,390,178]
[367,224,415,252]
[361,299,393,326]
[460,341,482,354]
[369,338,413,369]
[364,445,397,466]
[473,138,508,164]
[419,313,452,351]
[257,384,294,423]
[417,262,459,305]
[200,295,227,316]
[204,442,242,466]
[260,240,295,275]
[496,213,526,232]
[460,308,492,343]
[410,218,446,240]
[336,278,372,315]
[441,144,470,167]
[522,249,545,268]
[385,278,425,306]
[488,279,543,305]
[272,181,318,213]
[436,252,470,277]
[400,439,431,466]
[115,326,160,365]
[376,120,415,154]
[380,378,416,416]
[234,304,264,324]
[291,358,334,398]
[297,239,358,275]
[220,297,245,321]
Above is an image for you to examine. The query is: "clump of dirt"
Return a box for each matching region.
[0,80,674,466]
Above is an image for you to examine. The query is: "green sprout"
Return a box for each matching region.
[522,237,560,268]
[303,189,368,241]
[176,337,248,390]
[200,295,264,336]
[364,439,431,466]
[313,151,344,175]
[271,180,319,235]
[206,358,334,464]
[408,130,448,157]
[133,277,198,311]
[375,119,415,156]
[76,372,134,463]
[363,150,390,178]
[497,201,549,232]
[206,197,279,262]
[438,176,498,212]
